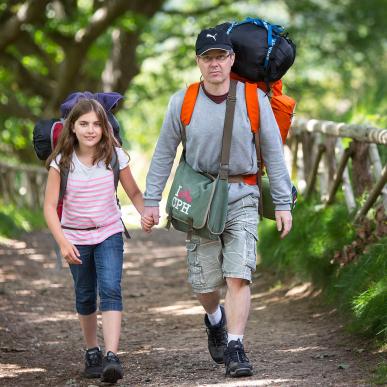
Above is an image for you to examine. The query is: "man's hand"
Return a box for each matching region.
[275,210,292,239]
[141,206,160,232]
[141,215,154,233]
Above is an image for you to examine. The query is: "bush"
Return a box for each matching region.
[0,202,46,238]
[258,199,355,286]
[328,238,387,341]
[258,199,386,342]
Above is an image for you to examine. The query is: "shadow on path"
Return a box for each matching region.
[0,229,382,386]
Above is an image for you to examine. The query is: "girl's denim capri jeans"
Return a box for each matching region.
[69,232,124,315]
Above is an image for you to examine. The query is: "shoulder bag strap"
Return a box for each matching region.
[252,91,263,219]
[218,79,237,180]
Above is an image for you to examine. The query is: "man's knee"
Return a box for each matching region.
[226,277,250,290]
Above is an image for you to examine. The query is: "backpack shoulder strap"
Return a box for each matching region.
[245,82,264,218]
[59,167,69,203]
[110,147,119,191]
[180,82,201,127]
[245,82,260,134]
[110,147,131,239]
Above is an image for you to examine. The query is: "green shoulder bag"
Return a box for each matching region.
[166,80,237,240]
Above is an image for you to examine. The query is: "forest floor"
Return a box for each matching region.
[0,228,384,386]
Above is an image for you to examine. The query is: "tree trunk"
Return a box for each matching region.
[351,140,373,196]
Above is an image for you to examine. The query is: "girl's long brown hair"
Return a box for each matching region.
[46,98,119,172]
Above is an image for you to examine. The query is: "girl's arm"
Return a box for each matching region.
[119,165,154,232]
[119,165,144,215]
[43,167,81,264]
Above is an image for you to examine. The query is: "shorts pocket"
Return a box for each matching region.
[186,240,205,286]
[244,195,259,208]
[243,225,258,271]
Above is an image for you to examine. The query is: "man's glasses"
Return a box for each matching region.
[198,53,231,64]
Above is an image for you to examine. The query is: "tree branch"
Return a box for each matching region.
[0,98,38,121]
[0,52,53,99]
[101,28,140,95]
[45,30,74,48]
[11,31,58,79]
[162,0,234,16]
[51,0,165,111]
[75,0,155,49]
[0,0,51,52]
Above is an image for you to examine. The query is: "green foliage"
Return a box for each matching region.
[259,198,387,345]
[1,0,386,162]
[259,199,355,285]
[372,361,387,385]
[327,239,387,341]
[0,202,46,238]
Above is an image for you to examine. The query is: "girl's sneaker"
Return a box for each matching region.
[101,351,123,383]
[84,347,103,378]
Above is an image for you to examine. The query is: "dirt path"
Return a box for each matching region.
[0,229,382,386]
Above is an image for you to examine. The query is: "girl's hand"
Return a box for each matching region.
[59,240,82,264]
[141,215,154,233]
[143,206,160,225]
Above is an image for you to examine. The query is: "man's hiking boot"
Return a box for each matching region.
[224,339,253,377]
[101,351,123,383]
[204,305,227,364]
[84,346,103,378]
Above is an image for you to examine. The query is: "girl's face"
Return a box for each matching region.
[72,110,103,150]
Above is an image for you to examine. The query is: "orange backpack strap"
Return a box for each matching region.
[180,82,201,127]
[245,82,260,134]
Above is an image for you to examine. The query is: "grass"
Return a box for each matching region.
[327,238,387,342]
[258,197,387,380]
[258,198,355,286]
[0,202,46,239]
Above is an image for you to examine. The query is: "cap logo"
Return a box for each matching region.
[206,33,217,41]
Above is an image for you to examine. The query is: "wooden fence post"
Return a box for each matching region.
[346,140,373,196]
[300,131,314,185]
[326,145,354,206]
[290,136,299,181]
[320,135,330,202]
[369,144,387,211]
[355,165,387,222]
[305,142,326,199]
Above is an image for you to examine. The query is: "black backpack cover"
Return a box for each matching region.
[217,17,296,83]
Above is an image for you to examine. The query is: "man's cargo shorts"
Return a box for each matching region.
[185,194,259,293]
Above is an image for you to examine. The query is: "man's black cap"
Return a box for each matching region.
[195,27,233,56]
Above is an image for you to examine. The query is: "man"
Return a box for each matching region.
[142,27,292,377]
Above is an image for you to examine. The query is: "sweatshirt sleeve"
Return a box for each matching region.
[144,90,185,207]
[258,90,292,211]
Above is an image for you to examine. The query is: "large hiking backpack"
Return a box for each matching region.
[186,17,296,145]
[180,81,297,219]
[217,17,296,83]
[217,16,297,143]
[181,17,297,218]
[181,80,295,146]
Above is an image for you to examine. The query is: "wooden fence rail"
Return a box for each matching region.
[0,161,46,209]
[0,117,386,223]
[291,118,387,222]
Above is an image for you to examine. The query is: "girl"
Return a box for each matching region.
[44,97,152,383]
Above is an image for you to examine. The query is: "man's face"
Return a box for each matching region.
[196,49,235,85]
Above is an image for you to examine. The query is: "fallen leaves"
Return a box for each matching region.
[332,205,386,266]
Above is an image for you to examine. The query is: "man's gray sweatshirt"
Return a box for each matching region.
[144,81,292,211]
